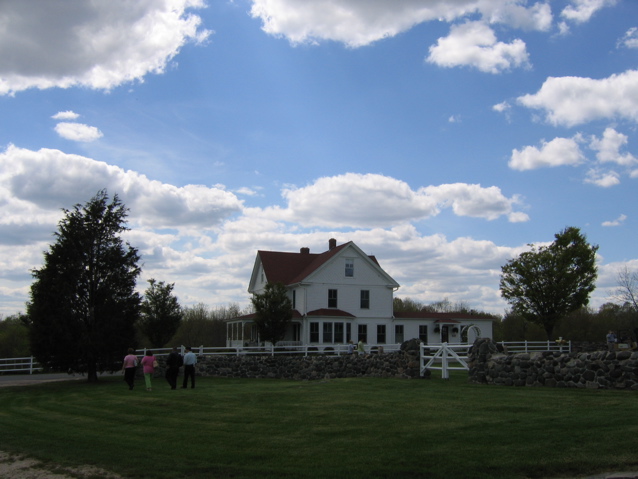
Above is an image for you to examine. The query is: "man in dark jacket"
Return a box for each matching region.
[165,347,183,390]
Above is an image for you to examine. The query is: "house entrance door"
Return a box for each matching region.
[441,325,449,343]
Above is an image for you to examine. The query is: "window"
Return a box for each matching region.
[360,290,370,309]
[334,322,344,343]
[345,259,354,277]
[419,325,428,343]
[358,324,367,343]
[323,322,333,343]
[292,290,296,309]
[346,323,352,342]
[310,322,319,343]
[377,324,386,344]
[395,324,404,343]
[328,289,338,308]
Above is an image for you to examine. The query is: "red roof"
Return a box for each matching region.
[258,241,379,286]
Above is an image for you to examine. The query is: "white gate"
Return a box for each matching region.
[420,343,470,379]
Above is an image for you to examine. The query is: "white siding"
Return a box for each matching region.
[303,248,395,317]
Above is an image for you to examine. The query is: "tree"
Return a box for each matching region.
[27,190,141,382]
[250,282,293,347]
[0,313,30,358]
[139,279,182,348]
[611,266,638,312]
[499,227,598,340]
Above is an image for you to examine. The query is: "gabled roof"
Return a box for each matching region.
[249,240,396,292]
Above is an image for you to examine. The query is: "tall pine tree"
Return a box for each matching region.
[28,190,141,382]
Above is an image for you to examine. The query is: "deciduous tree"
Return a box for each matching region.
[251,282,293,347]
[27,190,141,382]
[500,227,598,340]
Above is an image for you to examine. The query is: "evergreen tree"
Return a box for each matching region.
[27,190,141,382]
[139,279,182,348]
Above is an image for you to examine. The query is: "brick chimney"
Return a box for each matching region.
[300,247,310,254]
[329,238,337,250]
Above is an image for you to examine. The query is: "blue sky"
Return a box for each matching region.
[1,0,637,317]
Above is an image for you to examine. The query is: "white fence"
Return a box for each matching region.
[497,340,571,354]
[0,356,42,374]
[420,340,572,379]
[0,340,571,376]
[138,343,401,357]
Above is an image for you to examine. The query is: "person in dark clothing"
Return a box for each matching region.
[165,347,183,390]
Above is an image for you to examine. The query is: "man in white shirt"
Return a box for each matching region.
[182,346,197,389]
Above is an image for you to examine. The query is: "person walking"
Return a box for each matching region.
[140,350,157,391]
[606,331,617,351]
[182,346,197,389]
[122,348,138,390]
[357,339,365,356]
[347,339,355,355]
[165,347,183,390]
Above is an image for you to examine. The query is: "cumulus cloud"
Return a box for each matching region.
[54,122,104,142]
[427,21,529,73]
[277,173,527,227]
[0,0,211,95]
[0,145,243,230]
[509,136,585,170]
[249,0,555,48]
[590,128,637,167]
[584,168,621,187]
[517,70,638,127]
[561,0,617,24]
[51,111,80,120]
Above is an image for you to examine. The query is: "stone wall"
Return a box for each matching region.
[155,350,423,381]
[468,338,638,390]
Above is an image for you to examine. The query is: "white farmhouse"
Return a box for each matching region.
[227,239,493,350]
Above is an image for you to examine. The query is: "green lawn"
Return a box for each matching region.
[1,374,637,479]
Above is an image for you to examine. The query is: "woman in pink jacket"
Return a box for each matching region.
[140,350,157,391]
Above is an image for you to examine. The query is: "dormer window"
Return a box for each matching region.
[345,259,354,277]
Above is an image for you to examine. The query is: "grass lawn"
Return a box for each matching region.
[1,373,637,479]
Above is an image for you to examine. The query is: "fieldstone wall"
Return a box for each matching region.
[469,338,638,390]
[155,350,423,380]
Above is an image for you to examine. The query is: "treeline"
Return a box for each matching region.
[495,303,638,343]
[0,303,251,359]
[393,297,500,318]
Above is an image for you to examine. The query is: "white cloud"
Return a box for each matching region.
[561,0,617,24]
[0,0,211,95]
[54,122,104,142]
[51,111,80,120]
[482,1,553,31]
[590,128,637,167]
[584,168,621,187]
[517,70,638,127]
[493,101,511,113]
[0,145,243,230]
[249,0,553,48]
[277,173,527,227]
[509,136,585,170]
[602,214,627,227]
[618,27,638,49]
[427,21,529,73]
